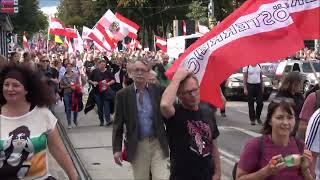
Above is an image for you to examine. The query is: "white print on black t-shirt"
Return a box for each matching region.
[187,120,212,157]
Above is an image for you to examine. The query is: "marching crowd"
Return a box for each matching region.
[0,47,319,180]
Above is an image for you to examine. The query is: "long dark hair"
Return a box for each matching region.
[0,63,54,107]
[261,98,296,134]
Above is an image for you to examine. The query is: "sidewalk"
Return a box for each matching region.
[53,100,133,180]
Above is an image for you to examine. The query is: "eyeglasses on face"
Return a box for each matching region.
[134,68,148,74]
[181,88,199,97]
[40,60,50,63]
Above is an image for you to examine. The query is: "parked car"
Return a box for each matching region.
[274,59,320,93]
[223,67,273,100]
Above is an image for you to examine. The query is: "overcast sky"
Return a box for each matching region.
[39,0,59,17]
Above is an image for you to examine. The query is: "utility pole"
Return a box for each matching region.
[208,0,216,29]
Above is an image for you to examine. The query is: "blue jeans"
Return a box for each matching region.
[63,92,78,126]
[94,92,111,125]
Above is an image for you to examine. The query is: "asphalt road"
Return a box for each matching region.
[217,97,273,178]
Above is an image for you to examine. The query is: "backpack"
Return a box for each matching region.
[231,135,304,180]
[315,89,320,111]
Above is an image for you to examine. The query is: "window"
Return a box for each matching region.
[284,65,292,72]
[302,62,320,73]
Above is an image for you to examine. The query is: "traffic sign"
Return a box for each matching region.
[0,7,18,14]
[0,0,18,6]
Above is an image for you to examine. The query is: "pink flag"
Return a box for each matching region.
[23,35,30,50]
[115,12,140,40]
[166,0,304,108]
[49,18,66,36]
[155,36,167,52]
[287,0,320,39]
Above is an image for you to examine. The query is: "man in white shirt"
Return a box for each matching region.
[243,64,264,125]
[305,109,320,180]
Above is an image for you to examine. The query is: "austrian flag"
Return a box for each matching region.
[155,36,167,52]
[166,0,306,108]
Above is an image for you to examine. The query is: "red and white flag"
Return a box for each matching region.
[23,35,30,50]
[64,37,74,54]
[182,20,187,36]
[126,39,142,49]
[287,0,320,39]
[65,28,77,38]
[49,17,66,36]
[89,25,115,51]
[82,26,92,40]
[166,0,304,108]
[97,10,129,42]
[115,12,140,40]
[74,29,84,53]
[155,36,167,52]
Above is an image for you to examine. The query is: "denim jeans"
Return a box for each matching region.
[63,92,78,126]
[94,92,111,125]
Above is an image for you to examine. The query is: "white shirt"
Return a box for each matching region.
[305,109,320,180]
[243,65,261,84]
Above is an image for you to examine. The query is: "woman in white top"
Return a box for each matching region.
[0,63,78,179]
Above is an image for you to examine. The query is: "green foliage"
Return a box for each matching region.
[9,0,48,38]
[186,1,208,26]
[56,0,243,47]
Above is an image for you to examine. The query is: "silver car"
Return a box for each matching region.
[275,60,320,93]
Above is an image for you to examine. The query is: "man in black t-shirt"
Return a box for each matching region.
[88,59,115,126]
[160,68,221,180]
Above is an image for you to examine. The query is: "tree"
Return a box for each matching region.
[186,1,209,26]
[9,0,48,38]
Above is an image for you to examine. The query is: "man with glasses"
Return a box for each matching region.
[38,56,59,111]
[160,68,221,180]
[112,58,169,180]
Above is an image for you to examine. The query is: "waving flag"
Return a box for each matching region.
[166,0,304,108]
[74,29,84,53]
[54,35,63,44]
[115,12,140,40]
[155,36,167,52]
[97,10,128,42]
[23,35,30,50]
[287,0,320,39]
[49,18,66,36]
[89,25,115,51]
[82,26,92,40]
[65,28,77,38]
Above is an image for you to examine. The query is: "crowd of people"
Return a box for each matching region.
[0,46,319,180]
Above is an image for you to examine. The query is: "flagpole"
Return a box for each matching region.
[153,33,156,51]
[47,15,51,53]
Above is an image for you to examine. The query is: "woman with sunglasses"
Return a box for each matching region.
[235,98,313,180]
[0,63,78,179]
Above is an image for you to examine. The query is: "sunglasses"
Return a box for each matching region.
[40,60,50,63]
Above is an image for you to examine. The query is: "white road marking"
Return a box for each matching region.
[235,109,249,115]
[219,126,260,137]
[219,148,240,162]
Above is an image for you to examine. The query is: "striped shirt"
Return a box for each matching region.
[305,109,320,180]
